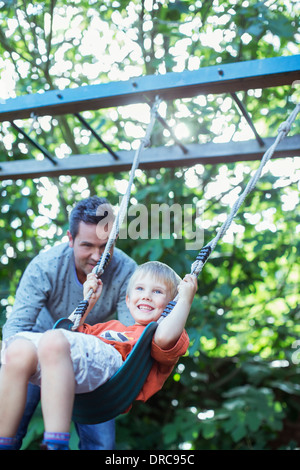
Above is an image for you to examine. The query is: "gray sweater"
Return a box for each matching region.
[3,243,137,340]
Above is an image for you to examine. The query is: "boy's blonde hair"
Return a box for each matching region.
[126,261,181,299]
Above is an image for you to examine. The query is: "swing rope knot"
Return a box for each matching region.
[278,102,300,137]
[74,299,89,316]
[160,300,177,318]
[195,245,212,264]
[141,137,151,148]
[94,252,111,278]
[190,245,212,276]
[278,120,292,135]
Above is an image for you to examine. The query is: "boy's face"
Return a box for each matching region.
[126,273,173,326]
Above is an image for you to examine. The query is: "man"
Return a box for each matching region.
[2,196,137,450]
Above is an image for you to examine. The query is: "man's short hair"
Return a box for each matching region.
[69,196,112,239]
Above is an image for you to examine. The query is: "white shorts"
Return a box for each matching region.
[1,330,123,394]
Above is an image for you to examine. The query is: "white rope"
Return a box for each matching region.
[159,101,300,316]
[93,97,160,278]
[67,99,299,326]
[69,96,161,329]
[190,101,300,277]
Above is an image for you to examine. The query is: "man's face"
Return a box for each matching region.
[68,221,113,284]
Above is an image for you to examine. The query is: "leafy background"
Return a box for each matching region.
[0,0,299,450]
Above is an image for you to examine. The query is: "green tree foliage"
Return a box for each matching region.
[0,0,299,450]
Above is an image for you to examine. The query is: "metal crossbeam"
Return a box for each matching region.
[10,121,57,165]
[0,55,299,121]
[0,135,299,180]
[230,92,265,147]
[74,113,119,160]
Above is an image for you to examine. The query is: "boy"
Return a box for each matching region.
[0,261,197,450]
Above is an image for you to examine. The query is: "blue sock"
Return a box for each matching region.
[42,432,70,450]
[0,436,17,450]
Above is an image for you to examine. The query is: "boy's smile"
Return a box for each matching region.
[138,304,154,311]
[126,273,173,326]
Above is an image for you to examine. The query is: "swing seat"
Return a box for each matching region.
[53,320,158,424]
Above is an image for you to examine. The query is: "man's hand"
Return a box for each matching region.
[84,273,103,309]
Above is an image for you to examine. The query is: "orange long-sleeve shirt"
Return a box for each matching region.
[77,320,189,404]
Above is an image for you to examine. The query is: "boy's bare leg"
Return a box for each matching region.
[38,330,75,433]
[0,339,38,437]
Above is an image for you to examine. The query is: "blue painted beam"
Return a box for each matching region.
[0,135,299,180]
[0,55,299,121]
